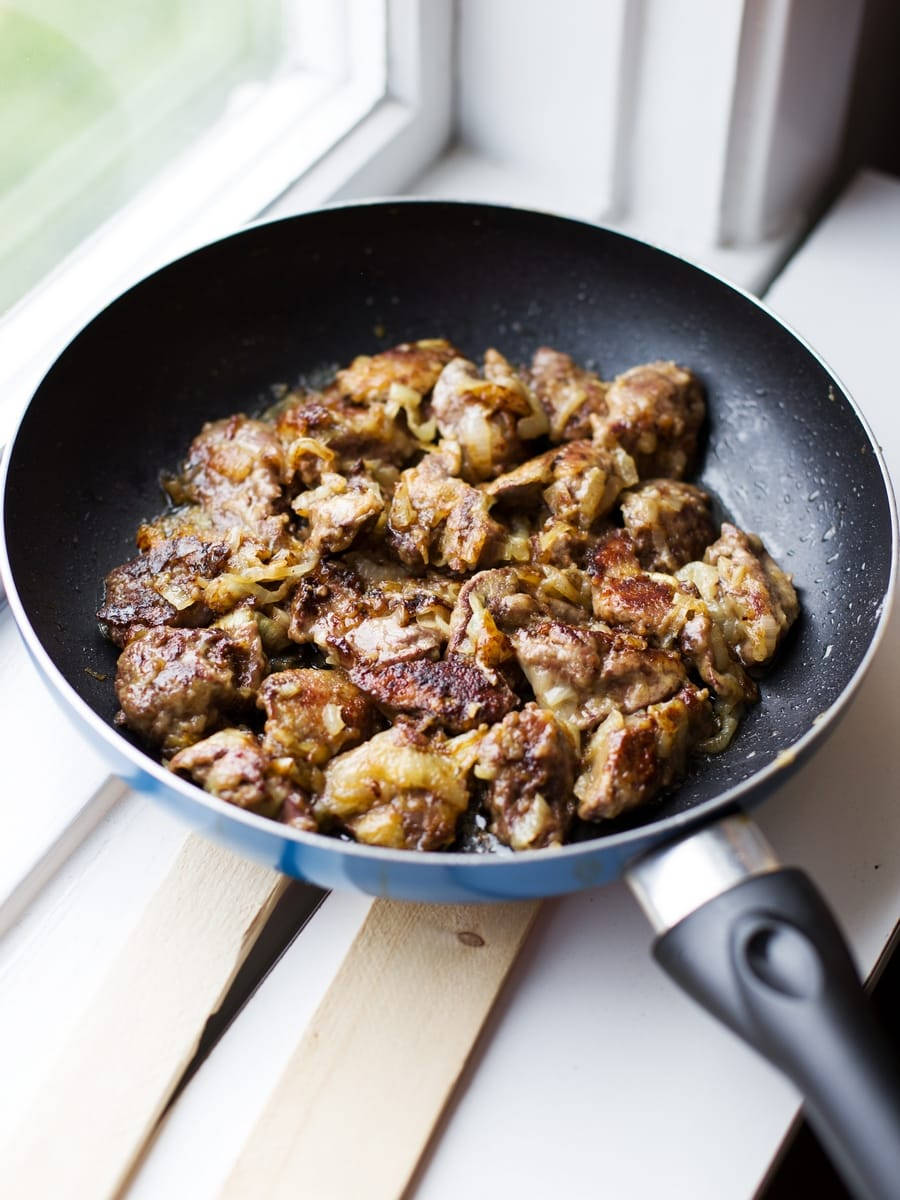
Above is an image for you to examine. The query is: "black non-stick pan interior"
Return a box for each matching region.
[4,201,893,834]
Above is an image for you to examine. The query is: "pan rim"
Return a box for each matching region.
[1,198,897,872]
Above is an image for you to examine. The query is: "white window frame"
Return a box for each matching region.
[0,0,453,445]
[413,0,864,293]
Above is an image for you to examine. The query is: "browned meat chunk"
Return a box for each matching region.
[136,505,220,552]
[168,727,314,827]
[158,417,303,595]
[510,619,686,731]
[620,480,716,572]
[591,531,757,714]
[529,347,609,441]
[289,561,384,653]
[345,555,461,635]
[594,568,687,640]
[446,568,525,677]
[288,560,445,669]
[176,415,290,537]
[134,500,306,621]
[258,668,378,772]
[575,684,713,821]
[477,450,551,505]
[530,519,598,568]
[292,472,384,554]
[448,566,533,633]
[318,724,473,850]
[446,564,593,681]
[350,655,518,732]
[98,537,231,648]
[387,445,504,572]
[679,523,799,667]
[543,442,637,530]
[450,561,590,629]
[430,351,546,481]
[276,388,420,479]
[475,705,577,849]
[596,361,705,479]
[275,341,459,482]
[334,338,460,403]
[114,620,266,755]
[595,535,758,758]
[483,440,636,531]
[340,616,443,670]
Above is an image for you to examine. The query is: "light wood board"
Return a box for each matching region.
[221,896,540,1200]
[3,833,288,1199]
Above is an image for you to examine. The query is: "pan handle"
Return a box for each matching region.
[626,815,900,1200]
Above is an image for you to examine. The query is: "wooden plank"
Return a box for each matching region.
[3,833,289,1200]
[221,897,540,1200]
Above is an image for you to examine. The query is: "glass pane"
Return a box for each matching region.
[0,0,284,314]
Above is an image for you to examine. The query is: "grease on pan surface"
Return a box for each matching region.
[98,339,799,852]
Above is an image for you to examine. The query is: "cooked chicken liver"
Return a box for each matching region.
[99,338,798,851]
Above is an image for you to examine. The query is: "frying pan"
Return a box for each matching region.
[2,201,899,1198]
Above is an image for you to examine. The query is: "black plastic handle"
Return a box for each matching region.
[654,868,900,1200]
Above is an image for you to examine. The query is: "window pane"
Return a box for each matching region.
[0,0,284,314]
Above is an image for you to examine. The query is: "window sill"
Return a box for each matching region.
[408,145,806,295]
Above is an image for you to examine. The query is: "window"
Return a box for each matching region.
[1,2,283,314]
[0,0,455,445]
[415,0,864,294]
[0,1,393,317]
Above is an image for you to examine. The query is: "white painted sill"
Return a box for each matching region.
[408,145,805,294]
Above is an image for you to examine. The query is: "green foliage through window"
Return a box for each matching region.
[0,1,281,313]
